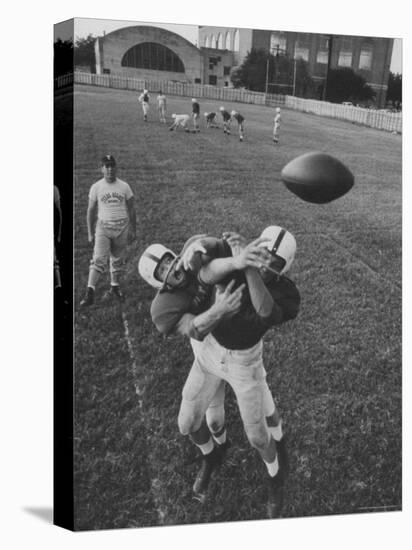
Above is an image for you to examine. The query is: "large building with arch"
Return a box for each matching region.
[94,25,203,83]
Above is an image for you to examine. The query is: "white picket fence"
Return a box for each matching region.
[54,72,402,134]
[285,96,402,133]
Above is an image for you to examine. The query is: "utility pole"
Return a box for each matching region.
[292,57,297,96]
[265,55,270,95]
[322,35,333,101]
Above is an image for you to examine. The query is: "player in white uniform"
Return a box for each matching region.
[157,91,167,123]
[138,89,150,122]
[80,155,136,307]
[273,107,281,144]
[169,114,191,132]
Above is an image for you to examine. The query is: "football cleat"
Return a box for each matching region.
[80,288,94,307]
[193,446,222,498]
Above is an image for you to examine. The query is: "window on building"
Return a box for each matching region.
[233,29,240,52]
[338,37,353,67]
[205,36,210,48]
[224,66,231,75]
[211,35,216,49]
[217,33,224,49]
[209,75,217,85]
[294,34,310,61]
[103,68,111,74]
[270,32,287,55]
[359,42,373,70]
[195,78,201,84]
[317,35,329,64]
[121,42,185,72]
[225,31,231,50]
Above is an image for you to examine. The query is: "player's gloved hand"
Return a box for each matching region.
[213,280,245,319]
[176,241,207,272]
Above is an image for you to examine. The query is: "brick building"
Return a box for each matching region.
[198,26,393,107]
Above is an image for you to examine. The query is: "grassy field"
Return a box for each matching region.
[68,85,402,530]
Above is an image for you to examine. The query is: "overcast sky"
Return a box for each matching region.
[56,17,402,74]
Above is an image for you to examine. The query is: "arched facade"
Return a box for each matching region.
[95,25,203,82]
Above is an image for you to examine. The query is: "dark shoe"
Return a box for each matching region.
[193,447,221,497]
[80,287,94,307]
[267,471,285,519]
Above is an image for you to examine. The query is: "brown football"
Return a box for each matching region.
[280,152,354,204]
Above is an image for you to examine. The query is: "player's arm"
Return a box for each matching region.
[176,236,231,273]
[86,198,98,243]
[244,267,276,318]
[126,196,136,241]
[199,234,272,285]
[174,280,245,340]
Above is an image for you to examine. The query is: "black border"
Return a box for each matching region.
[53,19,75,531]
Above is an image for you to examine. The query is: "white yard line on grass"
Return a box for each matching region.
[119,302,166,525]
[120,305,144,409]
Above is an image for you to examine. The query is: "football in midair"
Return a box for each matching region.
[280,152,354,204]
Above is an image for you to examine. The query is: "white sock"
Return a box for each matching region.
[268,421,283,442]
[264,455,279,477]
[197,438,214,456]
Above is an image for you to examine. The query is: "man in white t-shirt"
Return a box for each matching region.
[80,155,136,307]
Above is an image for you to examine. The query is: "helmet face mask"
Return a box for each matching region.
[259,226,296,277]
[138,244,189,290]
[155,253,188,290]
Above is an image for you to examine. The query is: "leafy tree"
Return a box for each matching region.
[231,48,269,91]
[386,72,402,104]
[74,34,96,72]
[325,67,375,103]
[230,48,315,97]
[54,39,73,78]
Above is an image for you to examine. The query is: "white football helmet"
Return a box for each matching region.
[138,244,177,289]
[171,113,177,119]
[204,112,209,117]
[259,226,296,275]
[219,106,225,111]
[275,107,281,113]
[231,110,237,116]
